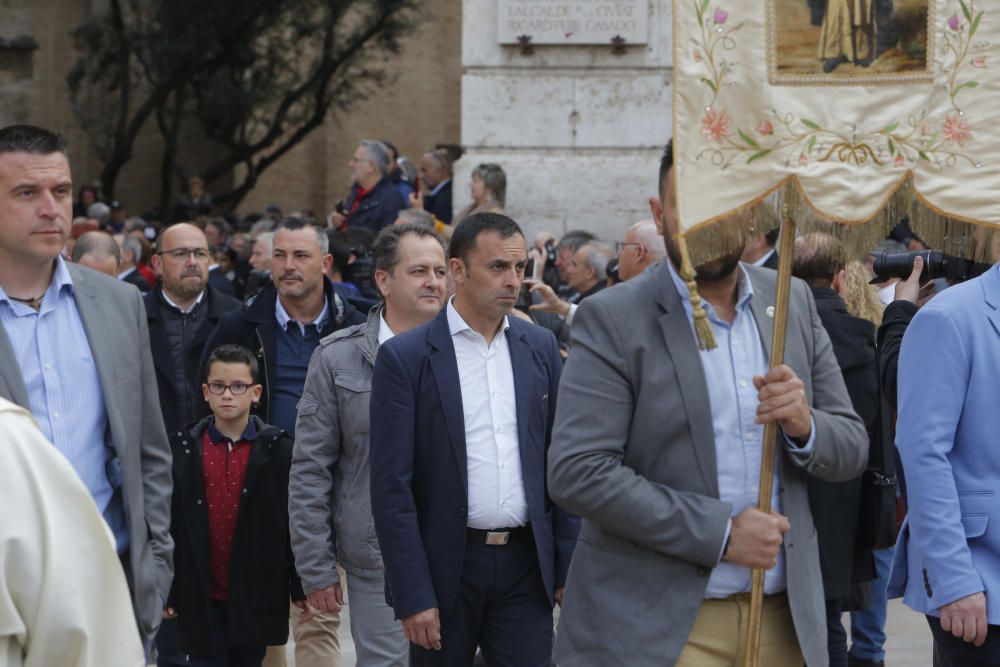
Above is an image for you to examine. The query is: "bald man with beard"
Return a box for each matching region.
[145,223,242,434]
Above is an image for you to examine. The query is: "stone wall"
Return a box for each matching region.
[1,0,461,221]
[455,0,672,243]
[236,2,464,219]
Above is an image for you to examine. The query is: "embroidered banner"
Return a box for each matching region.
[673,0,999,262]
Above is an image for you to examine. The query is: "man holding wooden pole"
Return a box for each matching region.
[547,141,868,666]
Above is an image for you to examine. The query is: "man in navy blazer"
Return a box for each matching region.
[889,262,1000,665]
[370,212,579,666]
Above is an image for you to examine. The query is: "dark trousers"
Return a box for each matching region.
[156,618,191,666]
[410,534,553,667]
[189,601,266,667]
[927,615,1000,667]
[827,601,848,667]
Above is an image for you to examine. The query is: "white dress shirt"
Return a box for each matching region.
[377,312,395,346]
[446,298,528,529]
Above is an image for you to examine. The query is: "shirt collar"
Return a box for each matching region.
[161,288,206,314]
[446,297,510,340]
[0,256,74,306]
[666,259,754,321]
[378,312,395,346]
[52,256,75,295]
[207,416,257,445]
[117,266,137,280]
[751,249,776,267]
[275,294,329,335]
[429,178,451,196]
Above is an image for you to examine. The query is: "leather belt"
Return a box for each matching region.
[466,524,532,546]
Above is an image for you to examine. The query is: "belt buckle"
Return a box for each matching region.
[486,531,510,546]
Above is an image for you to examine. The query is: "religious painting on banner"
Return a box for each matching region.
[773,0,931,80]
[674,0,998,267]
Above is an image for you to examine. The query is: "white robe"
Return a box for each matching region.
[0,398,145,667]
[818,0,875,62]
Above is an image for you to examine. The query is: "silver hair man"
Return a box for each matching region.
[359,140,391,177]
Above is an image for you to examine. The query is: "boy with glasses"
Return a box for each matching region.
[166,343,305,667]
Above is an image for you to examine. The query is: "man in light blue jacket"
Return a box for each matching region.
[889,262,1000,666]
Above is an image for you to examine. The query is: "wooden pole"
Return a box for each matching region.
[743,208,797,667]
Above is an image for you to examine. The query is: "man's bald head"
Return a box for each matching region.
[618,220,665,281]
[152,222,211,304]
[72,231,121,277]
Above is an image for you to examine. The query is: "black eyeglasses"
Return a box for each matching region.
[158,247,212,261]
[206,382,253,395]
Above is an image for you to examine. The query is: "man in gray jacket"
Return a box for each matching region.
[0,124,173,651]
[290,222,449,665]
[548,142,868,666]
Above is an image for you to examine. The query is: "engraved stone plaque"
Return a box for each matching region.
[497,0,649,45]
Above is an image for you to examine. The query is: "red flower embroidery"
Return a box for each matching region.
[943,114,973,146]
[701,110,732,143]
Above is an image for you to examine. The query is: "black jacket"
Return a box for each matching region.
[345,176,406,235]
[201,278,366,422]
[122,269,151,293]
[423,179,453,224]
[762,250,779,270]
[208,267,236,298]
[875,298,918,507]
[168,416,304,656]
[144,285,242,433]
[807,288,878,602]
[876,299,917,410]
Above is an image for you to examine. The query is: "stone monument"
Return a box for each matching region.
[456,0,671,242]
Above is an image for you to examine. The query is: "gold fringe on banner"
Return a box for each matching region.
[681,174,1000,268]
[675,232,717,351]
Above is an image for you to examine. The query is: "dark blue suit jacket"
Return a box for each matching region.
[370,307,579,620]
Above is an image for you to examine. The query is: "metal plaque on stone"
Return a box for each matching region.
[497,0,649,45]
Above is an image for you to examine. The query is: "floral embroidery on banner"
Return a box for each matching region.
[692,1,988,171]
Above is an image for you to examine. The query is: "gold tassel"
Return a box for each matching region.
[677,232,717,351]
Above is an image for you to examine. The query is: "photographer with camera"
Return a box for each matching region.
[887,250,1000,665]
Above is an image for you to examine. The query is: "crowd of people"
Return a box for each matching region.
[0,122,996,667]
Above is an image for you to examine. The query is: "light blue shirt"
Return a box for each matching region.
[667,261,814,598]
[0,257,128,552]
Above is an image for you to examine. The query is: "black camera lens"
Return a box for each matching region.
[870,249,990,284]
[870,250,942,283]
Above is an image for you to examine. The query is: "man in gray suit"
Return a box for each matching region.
[548,141,868,667]
[0,124,173,648]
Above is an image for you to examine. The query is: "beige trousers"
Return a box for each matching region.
[675,593,803,667]
[261,602,343,667]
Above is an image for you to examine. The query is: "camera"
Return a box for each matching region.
[515,257,536,312]
[870,250,991,284]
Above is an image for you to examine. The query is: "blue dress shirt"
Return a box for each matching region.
[0,257,129,552]
[667,261,814,598]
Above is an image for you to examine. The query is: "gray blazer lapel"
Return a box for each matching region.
[0,324,29,407]
[69,265,126,456]
[653,263,719,498]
